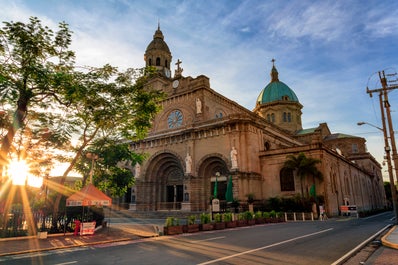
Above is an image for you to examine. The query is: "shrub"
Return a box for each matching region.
[244,211,253,220]
[269,210,277,218]
[200,213,211,224]
[262,211,271,218]
[187,215,197,225]
[254,211,263,219]
[214,213,222,223]
[223,212,233,222]
[165,217,179,227]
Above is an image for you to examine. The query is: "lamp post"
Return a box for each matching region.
[358,118,398,223]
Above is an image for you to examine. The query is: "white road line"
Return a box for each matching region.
[189,236,226,243]
[331,224,391,265]
[54,262,77,265]
[197,228,334,265]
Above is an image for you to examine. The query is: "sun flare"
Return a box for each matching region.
[8,159,43,188]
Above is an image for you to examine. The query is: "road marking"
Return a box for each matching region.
[189,236,226,243]
[331,224,391,265]
[196,228,334,265]
[54,262,77,265]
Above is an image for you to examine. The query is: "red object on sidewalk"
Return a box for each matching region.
[74,220,81,236]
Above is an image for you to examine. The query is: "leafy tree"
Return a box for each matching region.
[0,17,74,168]
[1,17,164,230]
[283,152,323,198]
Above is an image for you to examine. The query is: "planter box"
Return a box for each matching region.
[237,220,247,227]
[183,224,200,233]
[214,222,226,230]
[200,223,214,231]
[164,226,184,235]
[225,221,237,228]
[255,218,265,224]
[247,220,256,226]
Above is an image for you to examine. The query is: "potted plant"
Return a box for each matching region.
[263,211,272,223]
[224,212,236,228]
[254,210,265,224]
[200,213,213,231]
[184,215,199,233]
[213,213,225,230]
[164,217,183,235]
[245,211,255,225]
[237,212,247,227]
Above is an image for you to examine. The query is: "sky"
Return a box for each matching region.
[2,0,398,180]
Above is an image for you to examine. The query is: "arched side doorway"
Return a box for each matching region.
[195,155,229,211]
[142,152,184,211]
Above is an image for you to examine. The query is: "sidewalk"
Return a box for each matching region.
[364,225,398,265]
[0,223,159,257]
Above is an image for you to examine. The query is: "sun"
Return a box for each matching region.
[8,159,43,188]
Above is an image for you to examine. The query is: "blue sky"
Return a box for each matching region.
[2,0,398,180]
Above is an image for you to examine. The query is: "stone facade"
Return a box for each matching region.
[127,27,386,216]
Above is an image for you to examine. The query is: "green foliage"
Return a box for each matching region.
[244,211,253,220]
[254,211,263,219]
[269,210,277,218]
[187,215,197,225]
[223,212,233,222]
[246,193,255,203]
[262,211,271,218]
[165,217,179,227]
[200,213,211,224]
[283,152,323,198]
[214,213,222,223]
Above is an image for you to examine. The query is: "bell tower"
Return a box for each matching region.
[144,24,172,78]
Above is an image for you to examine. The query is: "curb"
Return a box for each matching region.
[0,237,134,257]
[381,225,398,250]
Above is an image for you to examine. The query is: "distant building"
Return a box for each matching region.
[127,26,386,216]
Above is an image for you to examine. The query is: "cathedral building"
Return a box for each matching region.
[128,26,386,217]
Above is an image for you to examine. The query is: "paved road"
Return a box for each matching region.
[1,212,394,265]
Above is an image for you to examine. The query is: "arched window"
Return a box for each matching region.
[283,112,287,122]
[271,113,275,123]
[165,60,168,67]
[156,57,161,66]
[148,59,152,66]
[280,168,295,191]
[267,114,270,122]
[288,113,291,122]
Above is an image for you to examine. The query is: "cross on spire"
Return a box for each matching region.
[271,58,276,66]
[175,59,183,77]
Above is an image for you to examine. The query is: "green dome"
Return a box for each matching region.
[257,65,299,104]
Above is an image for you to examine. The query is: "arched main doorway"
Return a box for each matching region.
[195,155,230,211]
[144,152,184,210]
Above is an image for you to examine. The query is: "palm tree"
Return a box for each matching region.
[283,152,323,198]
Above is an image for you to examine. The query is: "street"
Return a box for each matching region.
[1,212,394,265]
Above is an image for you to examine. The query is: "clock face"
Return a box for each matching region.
[168,110,183,128]
[172,80,179,88]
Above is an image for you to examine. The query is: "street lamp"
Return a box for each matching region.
[358,120,398,223]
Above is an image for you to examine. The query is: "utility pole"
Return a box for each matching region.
[367,70,398,223]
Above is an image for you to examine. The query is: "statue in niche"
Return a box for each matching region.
[196,98,202,114]
[230,147,238,169]
[135,163,141,178]
[185,153,192,174]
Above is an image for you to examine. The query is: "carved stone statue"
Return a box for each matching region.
[196,98,202,114]
[135,163,141,178]
[231,147,238,169]
[185,153,192,174]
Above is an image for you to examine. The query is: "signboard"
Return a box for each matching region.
[340,205,358,217]
[212,198,220,212]
[80,221,96,235]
